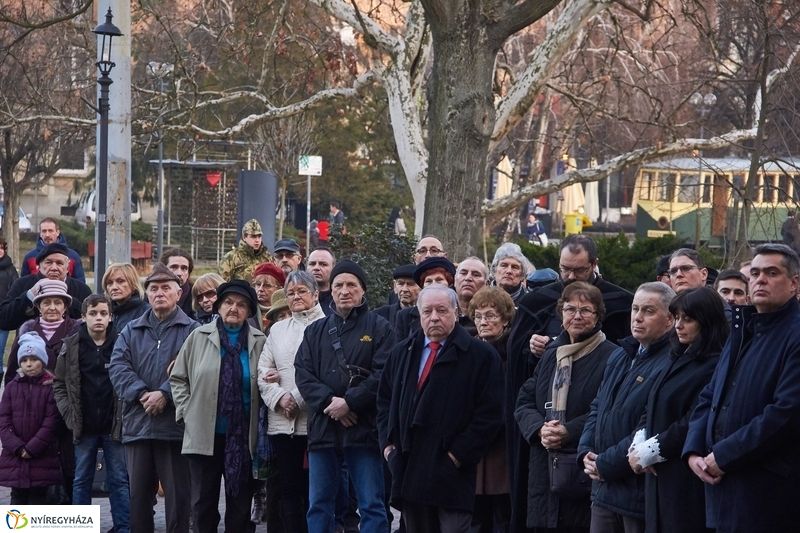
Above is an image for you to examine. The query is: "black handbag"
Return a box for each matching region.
[548,450,592,498]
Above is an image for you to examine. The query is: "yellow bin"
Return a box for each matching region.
[564,213,583,235]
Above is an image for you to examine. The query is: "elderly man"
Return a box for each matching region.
[491,243,533,305]
[668,248,708,293]
[455,257,488,335]
[160,248,195,319]
[109,263,199,533]
[413,235,447,264]
[505,235,633,532]
[294,260,394,533]
[578,282,676,533]
[376,264,419,326]
[219,219,274,282]
[21,217,85,283]
[274,239,304,275]
[713,269,749,306]
[683,244,800,533]
[308,247,336,315]
[378,285,503,531]
[0,243,91,330]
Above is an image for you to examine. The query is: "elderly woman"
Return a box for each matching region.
[491,243,534,304]
[170,280,266,532]
[258,271,325,532]
[103,262,149,334]
[515,282,618,533]
[251,262,286,329]
[628,287,726,533]
[191,273,225,325]
[468,286,515,533]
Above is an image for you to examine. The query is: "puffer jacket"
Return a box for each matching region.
[0,370,62,488]
[295,301,394,450]
[170,319,266,456]
[53,325,123,442]
[258,303,326,436]
[109,307,198,443]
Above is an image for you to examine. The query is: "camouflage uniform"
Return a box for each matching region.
[220,219,273,281]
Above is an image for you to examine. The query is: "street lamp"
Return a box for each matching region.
[689,91,717,246]
[147,61,174,261]
[92,8,122,292]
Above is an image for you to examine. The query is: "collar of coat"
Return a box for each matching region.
[194,318,265,351]
[129,306,194,330]
[731,297,799,330]
[411,323,473,361]
[619,331,673,358]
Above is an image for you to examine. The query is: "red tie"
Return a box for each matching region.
[418,341,440,390]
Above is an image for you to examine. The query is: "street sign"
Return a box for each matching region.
[299,155,322,176]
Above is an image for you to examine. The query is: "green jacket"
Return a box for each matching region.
[170,319,266,456]
[220,241,274,282]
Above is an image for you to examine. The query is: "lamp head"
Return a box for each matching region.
[93,8,123,77]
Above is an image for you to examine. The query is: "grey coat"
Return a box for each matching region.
[109,307,198,443]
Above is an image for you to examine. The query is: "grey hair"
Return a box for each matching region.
[670,248,705,268]
[754,243,800,277]
[635,281,677,310]
[458,256,489,278]
[491,243,534,277]
[284,270,318,293]
[416,285,458,310]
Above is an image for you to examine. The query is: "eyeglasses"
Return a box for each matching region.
[559,265,592,277]
[286,288,312,299]
[415,247,444,256]
[668,265,699,276]
[562,306,596,317]
[473,312,501,323]
[197,290,217,301]
[253,281,280,290]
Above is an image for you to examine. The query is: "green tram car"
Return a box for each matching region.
[633,157,800,245]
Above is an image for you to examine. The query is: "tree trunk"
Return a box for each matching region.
[4,185,21,268]
[423,13,500,259]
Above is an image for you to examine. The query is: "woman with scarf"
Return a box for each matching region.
[170,280,266,532]
[515,282,618,532]
[103,262,149,334]
[468,286,516,532]
[627,287,726,533]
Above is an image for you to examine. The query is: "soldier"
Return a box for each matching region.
[220,219,274,282]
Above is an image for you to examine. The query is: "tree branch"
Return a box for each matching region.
[309,0,400,54]
[493,0,562,39]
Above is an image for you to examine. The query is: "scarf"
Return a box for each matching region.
[216,319,251,497]
[551,329,605,422]
[39,317,64,340]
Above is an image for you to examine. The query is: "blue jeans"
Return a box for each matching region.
[73,434,130,533]
[308,446,388,533]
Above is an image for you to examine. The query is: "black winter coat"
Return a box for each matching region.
[375,302,402,328]
[505,275,632,533]
[294,301,393,450]
[393,305,419,341]
[111,295,150,335]
[0,255,19,301]
[641,342,718,533]
[515,331,616,529]
[577,333,672,519]
[684,299,800,533]
[377,325,503,512]
[0,273,91,331]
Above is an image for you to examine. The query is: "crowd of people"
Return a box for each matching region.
[0,214,797,533]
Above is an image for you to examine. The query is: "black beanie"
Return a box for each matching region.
[330,260,368,290]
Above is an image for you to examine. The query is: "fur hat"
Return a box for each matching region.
[16,331,48,367]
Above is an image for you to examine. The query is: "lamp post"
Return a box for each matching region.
[147,61,174,261]
[93,8,122,292]
[689,91,717,246]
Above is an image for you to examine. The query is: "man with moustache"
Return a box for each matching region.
[273,239,304,275]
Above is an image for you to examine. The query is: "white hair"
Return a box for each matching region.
[491,243,534,277]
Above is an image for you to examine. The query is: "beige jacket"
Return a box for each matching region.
[170,320,266,456]
[258,304,325,436]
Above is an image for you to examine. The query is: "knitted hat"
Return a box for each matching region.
[414,257,456,287]
[17,331,48,366]
[214,279,259,318]
[252,262,286,287]
[266,289,290,322]
[330,259,368,290]
[242,218,263,236]
[30,278,72,306]
[36,243,70,264]
[144,263,182,289]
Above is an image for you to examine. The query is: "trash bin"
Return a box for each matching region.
[564,212,584,235]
